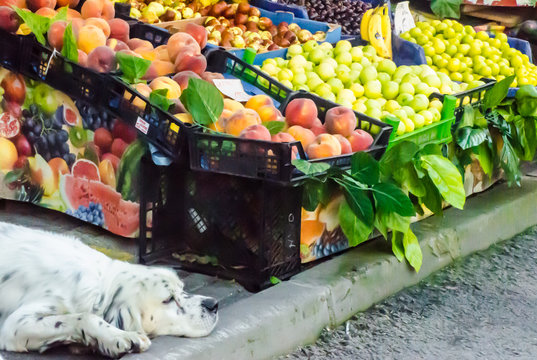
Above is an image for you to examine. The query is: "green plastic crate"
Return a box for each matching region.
[385,95,457,149]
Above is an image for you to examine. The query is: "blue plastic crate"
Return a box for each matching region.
[250,0,309,19]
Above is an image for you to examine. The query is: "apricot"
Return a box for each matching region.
[325,106,357,137]
[127,38,153,51]
[310,118,326,136]
[256,105,281,123]
[285,98,317,129]
[223,98,244,113]
[212,109,232,132]
[0,6,20,33]
[108,18,129,43]
[174,113,193,124]
[35,7,56,17]
[154,45,170,62]
[334,134,352,154]
[306,134,342,159]
[87,46,116,73]
[77,49,88,66]
[167,32,201,63]
[239,124,271,141]
[134,47,157,61]
[85,17,110,38]
[117,49,141,58]
[347,129,374,152]
[27,0,55,12]
[57,0,79,7]
[149,77,182,99]
[185,22,207,49]
[172,70,201,91]
[125,82,151,109]
[81,0,114,20]
[143,60,175,81]
[224,108,261,136]
[245,94,273,112]
[0,0,26,10]
[174,52,207,75]
[77,25,106,54]
[66,8,82,18]
[71,17,84,37]
[99,159,116,187]
[47,20,67,51]
[287,125,315,150]
[106,38,129,52]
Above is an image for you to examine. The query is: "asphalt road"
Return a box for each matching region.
[283,226,537,360]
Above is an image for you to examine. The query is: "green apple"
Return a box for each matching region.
[353,101,367,113]
[410,94,429,112]
[325,91,337,102]
[261,63,279,77]
[360,57,372,67]
[281,79,293,89]
[306,71,321,81]
[304,61,314,71]
[336,64,351,84]
[393,66,412,80]
[362,45,377,58]
[382,81,399,100]
[401,73,421,87]
[347,69,361,85]
[419,110,434,125]
[384,99,401,113]
[295,84,310,92]
[397,93,414,106]
[303,40,319,53]
[309,48,327,65]
[315,83,333,98]
[377,98,387,108]
[350,62,363,72]
[317,62,336,81]
[424,74,441,88]
[322,58,338,68]
[350,83,365,98]
[292,72,308,86]
[336,52,352,66]
[334,40,353,56]
[393,109,408,121]
[289,55,308,69]
[275,58,287,67]
[364,80,382,99]
[365,98,380,110]
[278,68,293,82]
[350,46,364,62]
[429,107,441,122]
[287,44,303,58]
[396,120,406,135]
[415,82,432,96]
[359,65,378,84]
[307,77,324,91]
[289,65,306,76]
[365,107,382,119]
[402,106,415,117]
[411,113,425,129]
[263,58,277,67]
[377,72,391,85]
[319,42,333,51]
[377,59,397,75]
[327,78,345,93]
[399,82,415,96]
[337,89,356,107]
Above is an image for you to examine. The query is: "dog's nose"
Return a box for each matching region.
[201,297,218,313]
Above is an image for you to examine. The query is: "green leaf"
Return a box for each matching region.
[52,6,68,22]
[499,135,521,186]
[513,115,537,161]
[515,85,537,117]
[371,182,415,217]
[377,209,411,233]
[149,88,174,112]
[430,0,461,19]
[292,159,330,176]
[403,229,422,272]
[473,142,493,177]
[3,168,24,184]
[270,276,281,285]
[302,179,333,212]
[116,52,151,84]
[351,151,379,185]
[455,127,488,150]
[391,231,405,262]
[373,211,388,240]
[392,163,426,197]
[379,141,419,178]
[61,23,78,63]
[334,176,374,226]
[180,78,224,126]
[13,7,50,45]
[458,104,474,128]
[262,121,285,136]
[421,176,443,215]
[420,154,465,209]
[338,200,373,248]
[483,75,515,111]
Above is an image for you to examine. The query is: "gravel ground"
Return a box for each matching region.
[282,226,537,360]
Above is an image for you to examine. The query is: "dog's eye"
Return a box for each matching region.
[162,296,174,304]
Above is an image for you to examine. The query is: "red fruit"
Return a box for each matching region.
[347,129,374,152]
[72,158,100,181]
[13,155,27,169]
[94,127,113,153]
[185,22,207,49]
[111,138,128,158]
[310,118,326,136]
[5,101,21,118]
[112,120,137,144]
[0,112,20,138]
[15,135,32,156]
[0,6,20,33]
[1,72,26,105]
[102,153,120,172]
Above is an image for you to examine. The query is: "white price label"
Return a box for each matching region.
[212,79,252,102]
[135,117,149,135]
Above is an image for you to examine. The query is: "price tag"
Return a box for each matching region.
[394,1,415,35]
[212,79,252,102]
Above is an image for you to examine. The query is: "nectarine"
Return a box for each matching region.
[306,134,342,159]
[347,130,374,152]
[224,109,261,136]
[325,106,357,137]
[285,98,317,128]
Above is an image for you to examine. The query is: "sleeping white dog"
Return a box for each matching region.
[0,222,218,358]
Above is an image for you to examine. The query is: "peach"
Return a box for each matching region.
[200,71,225,82]
[85,17,110,38]
[106,38,129,52]
[149,77,182,99]
[87,46,117,73]
[185,22,208,49]
[271,132,295,143]
[334,134,352,154]
[256,105,282,123]
[0,6,19,33]
[47,20,67,51]
[167,32,201,63]
[223,98,244,113]
[108,18,129,43]
[0,0,26,9]
[117,49,141,58]
[35,7,56,17]
[77,25,106,54]
[174,52,207,75]
[347,129,374,152]
[212,109,232,132]
[127,38,153,52]
[28,0,55,12]
[285,98,318,129]
[325,106,357,137]
[245,94,273,112]
[172,70,201,91]
[77,49,88,66]
[71,17,85,37]
[239,124,271,141]
[306,134,342,159]
[310,118,326,136]
[134,47,157,61]
[62,0,80,10]
[224,108,261,136]
[81,0,114,20]
[154,45,171,62]
[287,125,315,150]
[142,60,175,81]
[125,82,151,109]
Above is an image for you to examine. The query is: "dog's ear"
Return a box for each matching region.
[106,303,143,332]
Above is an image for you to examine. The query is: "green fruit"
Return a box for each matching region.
[289,55,308,69]
[287,44,303,57]
[384,99,401,113]
[336,64,351,84]
[69,126,88,148]
[33,84,60,115]
[397,93,414,106]
[337,89,356,106]
[317,62,336,81]
[303,40,319,53]
[350,62,363,72]
[402,106,415,117]
[327,78,344,93]
[419,110,434,125]
[359,66,378,84]
[377,59,397,75]
[362,45,377,58]
[399,82,415,95]
[410,94,430,112]
[307,77,324,91]
[314,83,333,98]
[350,83,365,98]
[309,48,327,65]
[292,72,308,86]
[377,72,391,84]
[364,80,382,99]
[411,113,425,129]
[335,40,353,55]
[365,107,382,119]
[350,46,364,62]
[382,81,399,100]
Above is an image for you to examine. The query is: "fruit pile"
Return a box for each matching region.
[401,19,537,87]
[213,94,374,160]
[203,1,326,52]
[259,40,460,135]
[277,0,372,35]
[128,0,209,23]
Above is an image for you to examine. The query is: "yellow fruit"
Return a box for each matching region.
[0,137,17,170]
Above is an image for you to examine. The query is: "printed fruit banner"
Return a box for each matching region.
[0,67,145,238]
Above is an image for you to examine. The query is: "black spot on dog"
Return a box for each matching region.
[150,315,154,321]
[77,317,82,321]
[55,321,62,328]
[177,307,186,315]
[130,340,140,353]
[117,341,120,349]
[81,330,86,342]
[75,272,81,282]
[1,271,15,283]
[26,338,29,347]
[14,330,18,336]
[99,320,103,326]
[117,313,124,330]
[49,306,56,312]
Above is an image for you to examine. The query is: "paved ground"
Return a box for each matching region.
[283,226,537,360]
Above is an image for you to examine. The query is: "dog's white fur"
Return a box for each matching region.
[0,222,218,358]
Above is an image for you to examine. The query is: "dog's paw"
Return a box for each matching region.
[98,331,151,358]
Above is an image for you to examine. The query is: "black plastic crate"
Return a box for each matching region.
[139,152,302,291]
[104,76,193,159]
[129,21,171,47]
[0,29,24,73]
[205,49,293,105]
[188,90,392,183]
[452,78,496,121]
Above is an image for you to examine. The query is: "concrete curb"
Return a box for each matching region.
[125,177,537,360]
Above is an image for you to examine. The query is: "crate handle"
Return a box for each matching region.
[384,115,400,142]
